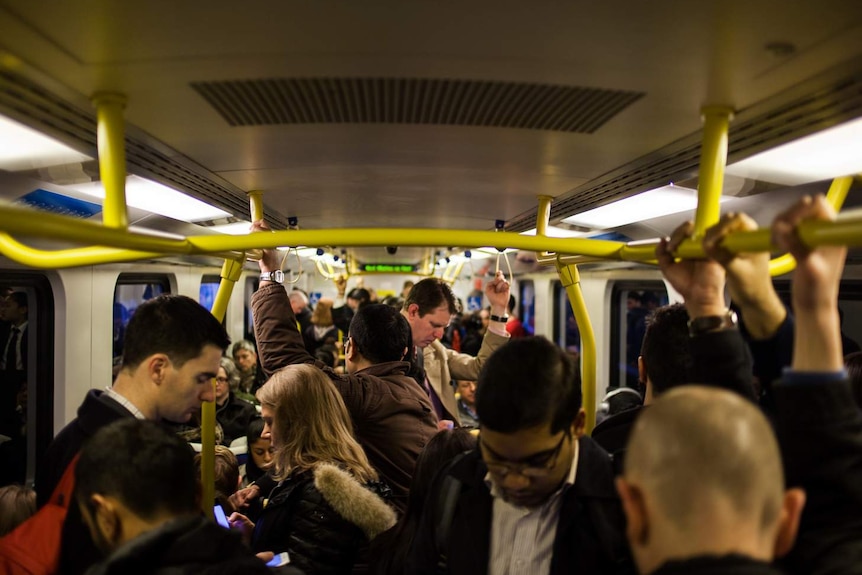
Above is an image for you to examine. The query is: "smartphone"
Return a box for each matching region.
[213,504,229,529]
[266,552,291,567]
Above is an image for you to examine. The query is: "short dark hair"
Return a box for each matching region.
[122,295,230,370]
[350,304,413,364]
[75,419,197,520]
[403,278,458,316]
[641,304,692,396]
[347,288,371,308]
[476,336,581,434]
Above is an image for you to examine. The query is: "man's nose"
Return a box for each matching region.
[201,383,216,402]
[433,327,445,339]
[499,470,531,491]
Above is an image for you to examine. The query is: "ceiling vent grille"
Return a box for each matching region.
[0,70,287,229]
[191,77,644,133]
[505,67,862,232]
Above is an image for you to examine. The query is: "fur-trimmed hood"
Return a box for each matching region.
[313,463,397,540]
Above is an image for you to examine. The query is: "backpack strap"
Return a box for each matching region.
[433,453,466,575]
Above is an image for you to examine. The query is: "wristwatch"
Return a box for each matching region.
[688,310,738,337]
[260,270,284,284]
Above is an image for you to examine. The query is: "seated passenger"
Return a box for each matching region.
[455,380,479,428]
[232,340,266,400]
[407,336,633,575]
[242,418,273,488]
[74,419,274,574]
[194,445,240,514]
[371,428,477,575]
[233,364,396,575]
[0,484,36,536]
[214,357,258,445]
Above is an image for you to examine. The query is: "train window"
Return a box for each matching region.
[552,281,581,357]
[0,274,54,487]
[609,282,669,391]
[199,275,221,312]
[773,279,862,355]
[113,274,170,366]
[518,280,536,336]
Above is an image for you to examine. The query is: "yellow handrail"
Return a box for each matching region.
[693,106,734,237]
[0,233,162,268]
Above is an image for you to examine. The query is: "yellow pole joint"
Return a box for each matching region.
[694,106,734,237]
[92,92,129,230]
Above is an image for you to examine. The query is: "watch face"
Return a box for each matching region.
[273,270,284,282]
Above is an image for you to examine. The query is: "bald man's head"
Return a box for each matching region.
[618,386,804,573]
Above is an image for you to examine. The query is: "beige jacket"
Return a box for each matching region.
[422,330,509,425]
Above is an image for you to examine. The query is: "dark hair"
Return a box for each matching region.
[315,344,338,368]
[476,336,581,434]
[349,304,413,364]
[640,304,693,395]
[75,419,197,521]
[403,278,458,316]
[846,351,862,408]
[245,418,268,483]
[347,288,371,308]
[371,428,477,575]
[122,295,230,370]
[381,295,404,309]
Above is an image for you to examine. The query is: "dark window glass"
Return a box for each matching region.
[113,275,170,365]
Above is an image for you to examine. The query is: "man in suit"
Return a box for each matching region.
[401,276,509,427]
[0,291,28,439]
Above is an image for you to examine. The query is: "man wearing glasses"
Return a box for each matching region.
[407,336,633,575]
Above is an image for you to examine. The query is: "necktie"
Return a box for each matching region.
[5,327,20,371]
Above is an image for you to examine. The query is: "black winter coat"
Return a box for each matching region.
[85,516,299,575]
[215,392,258,445]
[252,463,396,575]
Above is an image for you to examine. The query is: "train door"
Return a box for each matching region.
[0,273,54,487]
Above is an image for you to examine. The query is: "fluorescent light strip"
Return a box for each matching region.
[208,221,253,235]
[69,175,230,223]
[561,185,725,229]
[0,115,92,171]
[726,117,862,186]
[520,226,588,238]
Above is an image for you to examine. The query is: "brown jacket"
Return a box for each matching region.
[252,284,438,513]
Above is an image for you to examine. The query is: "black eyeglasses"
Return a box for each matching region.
[481,432,570,478]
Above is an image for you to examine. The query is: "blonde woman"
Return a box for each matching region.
[231,364,395,575]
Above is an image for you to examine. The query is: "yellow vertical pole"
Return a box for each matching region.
[92,93,129,230]
[535,194,598,432]
[248,190,265,222]
[693,106,733,237]
[200,256,245,516]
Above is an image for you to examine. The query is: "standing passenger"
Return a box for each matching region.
[401,276,510,427]
[407,336,633,575]
[250,221,437,514]
[36,294,230,575]
[234,364,396,575]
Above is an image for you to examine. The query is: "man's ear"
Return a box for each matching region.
[92,494,122,548]
[572,408,586,438]
[407,303,420,319]
[638,356,646,385]
[400,347,409,361]
[616,477,649,547]
[774,488,806,558]
[147,354,170,385]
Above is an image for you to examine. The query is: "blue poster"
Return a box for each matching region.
[466,295,483,312]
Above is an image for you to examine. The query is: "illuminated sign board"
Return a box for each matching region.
[360,264,417,273]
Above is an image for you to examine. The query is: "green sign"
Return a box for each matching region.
[360,263,417,273]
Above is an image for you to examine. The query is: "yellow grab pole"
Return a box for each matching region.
[0,233,163,267]
[92,93,129,230]
[693,106,734,237]
[248,190,265,222]
[535,194,597,432]
[768,176,853,276]
[557,263,597,433]
[201,256,246,516]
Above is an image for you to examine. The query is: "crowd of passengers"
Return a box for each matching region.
[1,194,861,575]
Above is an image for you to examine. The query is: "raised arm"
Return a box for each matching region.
[250,221,315,377]
[771,195,862,574]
